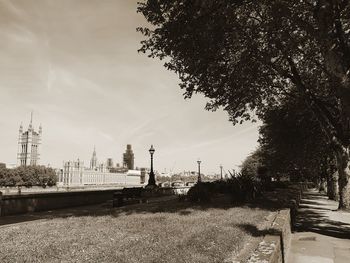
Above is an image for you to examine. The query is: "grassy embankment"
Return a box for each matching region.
[0,197,271,263]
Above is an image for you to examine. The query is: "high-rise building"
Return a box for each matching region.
[123,144,134,170]
[17,113,42,166]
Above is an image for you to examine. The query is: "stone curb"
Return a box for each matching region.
[246,209,291,263]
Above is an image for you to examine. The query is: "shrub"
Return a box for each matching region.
[186,176,262,204]
[187,183,211,202]
[227,177,262,203]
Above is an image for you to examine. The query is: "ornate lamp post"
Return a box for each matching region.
[197,159,201,183]
[147,145,156,186]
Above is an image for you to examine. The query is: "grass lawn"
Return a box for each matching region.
[0,197,271,263]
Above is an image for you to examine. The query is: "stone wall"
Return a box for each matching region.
[0,189,116,216]
[158,186,191,195]
[232,182,308,263]
[245,209,291,263]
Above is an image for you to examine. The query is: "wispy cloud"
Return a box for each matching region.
[0,0,24,17]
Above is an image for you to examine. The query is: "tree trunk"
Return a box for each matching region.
[335,148,350,209]
[327,171,339,201]
[319,179,327,193]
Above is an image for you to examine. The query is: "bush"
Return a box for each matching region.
[187,183,212,202]
[262,180,290,191]
[186,176,262,204]
[228,177,262,203]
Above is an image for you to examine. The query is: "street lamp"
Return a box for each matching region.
[220,165,223,180]
[197,159,201,183]
[147,145,156,186]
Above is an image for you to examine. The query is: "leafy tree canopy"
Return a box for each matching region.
[138,0,350,145]
[259,95,334,181]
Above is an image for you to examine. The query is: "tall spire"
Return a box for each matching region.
[28,111,33,130]
[90,146,97,169]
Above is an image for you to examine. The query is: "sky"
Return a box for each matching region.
[0,0,260,174]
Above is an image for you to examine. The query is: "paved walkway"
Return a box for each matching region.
[287,189,350,263]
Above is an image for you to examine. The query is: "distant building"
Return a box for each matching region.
[90,147,98,169]
[58,146,143,186]
[140,168,147,184]
[17,113,42,166]
[59,159,142,186]
[106,158,114,170]
[123,144,134,170]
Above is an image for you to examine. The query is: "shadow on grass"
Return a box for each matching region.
[238,223,281,237]
[0,195,276,227]
[237,223,286,262]
[0,187,305,227]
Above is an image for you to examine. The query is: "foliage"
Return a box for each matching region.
[187,182,212,202]
[259,95,335,182]
[187,176,262,203]
[0,166,57,187]
[138,0,349,131]
[240,148,265,179]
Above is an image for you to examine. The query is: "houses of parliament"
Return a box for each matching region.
[59,145,146,187]
[15,114,146,187]
[17,113,42,167]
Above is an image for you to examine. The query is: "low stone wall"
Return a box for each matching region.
[158,186,191,195]
[0,189,116,216]
[0,186,187,216]
[232,183,309,263]
[246,209,291,263]
[246,183,310,263]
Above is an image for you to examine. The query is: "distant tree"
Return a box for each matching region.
[138,1,350,208]
[0,165,8,186]
[4,169,23,187]
[240,149,264,179]
[0,166,57,187]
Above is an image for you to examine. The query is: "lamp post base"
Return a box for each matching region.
[145,185,158,192]
[147,171,156,186]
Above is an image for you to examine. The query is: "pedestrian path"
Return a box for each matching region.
[287,189,350,263]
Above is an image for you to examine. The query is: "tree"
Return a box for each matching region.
[0,164,8,186]
[0,166,57,187]
[259,95,335,187]
[240,148,264,179]
[138,0,350,208]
